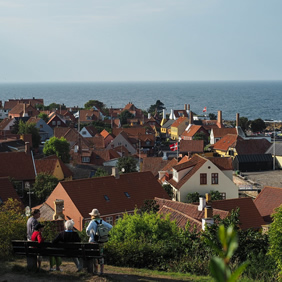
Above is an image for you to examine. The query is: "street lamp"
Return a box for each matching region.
[25,182,33,208]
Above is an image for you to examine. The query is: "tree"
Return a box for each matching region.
[268,205,282,277]
[162,184,174,199]
[48,103,66,111]
[140,199,160,214]
[0,198,26,259]
[93,167,109,177]
[11,119,19,134]
[33,173,59,204]
[117,156,137,173]
[38,112,49,123]
[250,118,266,133]
[186,192,201,203]
[84,100,105,110]
[119,110,134,125]
[210,190,223,200]
[193,132,208,144]
[209,113,217,120]
[43,136,70,163]
[18,120,41,148]
[239,117,250,133]
[148,100,166,115]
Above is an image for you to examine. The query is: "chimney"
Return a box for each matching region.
[53,199,65,220]
[202,206,214,230]
[112,167,120,179]
[184,104,187,111]
[206,193,211,204]
[25,142,30,155]
[148,113,151,119]
[187,104,190,111]
[189,111,193,125]
[236,113,240,127]
[162,109,166,119]
[198,197,206,211]
[217,110,222,124]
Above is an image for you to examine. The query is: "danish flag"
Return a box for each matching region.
[169,142,178,151]
[203,106,207,112]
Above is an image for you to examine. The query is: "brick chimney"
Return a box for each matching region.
[53,199,65,220]
[184,104,187,111]
[187,104,190,111]
[189,111,193,125]
[236,113,240,127]
[217,110,222,124]
[112,167,120,179]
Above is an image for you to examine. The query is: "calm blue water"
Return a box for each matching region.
[0,81,281,121]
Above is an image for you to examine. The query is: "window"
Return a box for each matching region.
[200,173,207,185]
[57,121,61,125]
[211,173,219,184]
[124,192,130,198]
[106,216,113,225]
[52,121,56,125]
[82,157,90,163]
[115,214,123,222]
[82,131,87,135]
[220,192,226,200]
[228,150,234,156]
[104,195,110,201]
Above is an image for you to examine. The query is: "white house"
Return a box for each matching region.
[165,154,238,202]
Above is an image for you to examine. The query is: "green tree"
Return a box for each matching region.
[93,167,109,177]
[250,118,266,133]
[209,113,217,120]
[11,119,19,134]
[268,205,282,278]
[140,199,160,214]
[33,173,59,204]
[0,198,26,259]
[186,192,201,203]
[162,184,174,199]
[117,156,138,173]
[38,112,49,123]
[239,117,250,133]
[210,190,223,200]
[48,103,66,111]
[193,132,208,144]
[119,110,134,125]
[43,136,70,163]
[148,100,166,115]
[84,100,106,110]
[18,120,41,148]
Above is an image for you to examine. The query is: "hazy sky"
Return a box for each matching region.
[1,0,282,82]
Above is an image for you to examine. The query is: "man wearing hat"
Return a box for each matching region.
[86,209,112,275]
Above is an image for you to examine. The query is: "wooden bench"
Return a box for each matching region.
[12,240,104,273]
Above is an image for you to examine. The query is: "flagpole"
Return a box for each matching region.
[177,141,179,160]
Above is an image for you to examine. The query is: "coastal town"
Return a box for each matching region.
[0,97,281,280]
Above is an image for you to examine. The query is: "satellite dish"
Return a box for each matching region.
[25,206,31,217]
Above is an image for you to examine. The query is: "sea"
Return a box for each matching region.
[0,80,281,121]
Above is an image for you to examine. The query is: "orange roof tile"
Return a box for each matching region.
[171,117,188,128]
[142,157,170,177]
[213,134,239,151]
[212,128,237,138]
[254,186,282,223]
[179,140,204,152]
[208,157,233,170]
[181,125,202,137]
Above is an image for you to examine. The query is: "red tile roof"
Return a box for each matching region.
[254,186,282,223]
[9,103,40,117]
[179,140,204,153]
[171,117,188,128]
[46,171,170,220]
[213,134,239,151]
[181,125,202,138]
[142,157,170,177]
[112,127,147,137]
[0,177,23,205]
[4,98,43,110]
[0,152,36,180]
[211,197,265,229]
[212,128,237,138]
[208,157,233,170]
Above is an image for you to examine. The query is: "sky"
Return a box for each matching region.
[0,0,282,82]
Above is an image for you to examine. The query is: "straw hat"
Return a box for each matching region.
[89,209,100,217]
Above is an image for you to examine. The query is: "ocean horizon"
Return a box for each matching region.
[0,80,281,121]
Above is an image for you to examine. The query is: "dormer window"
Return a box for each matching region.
[104,195,110,201]
[124,192,130,198]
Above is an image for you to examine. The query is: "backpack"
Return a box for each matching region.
[94,220,110,243]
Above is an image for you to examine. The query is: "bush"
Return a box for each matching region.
[0,199,26,260]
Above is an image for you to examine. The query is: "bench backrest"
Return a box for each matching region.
[12,240,101,259]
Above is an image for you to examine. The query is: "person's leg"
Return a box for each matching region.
[55,257,62,271]
[73,257,82,271]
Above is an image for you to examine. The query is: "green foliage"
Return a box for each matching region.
[48,103,66,111]
[0,198,26,260]
[18,120,41,148]
[250,118,266,133]
[193,132,208,143]
[210,190,223,200]
[84,100,105,110]
[209,113,217,120]
[90,120,112,133]
[93,167,109,177]
[11,119,19,134]
[41,220,59,241]
[43,136,70,163]
[186,192,201,203]
[38,112,49,123]
[268,205,282,277]
[117,156,138,173]
[33,173,59,205]
[162,184,174,199]
[140,199,160,214]
[119,110,134,125]
[147,100,166,114]
[239,117,250,133]
[208,225,249,282]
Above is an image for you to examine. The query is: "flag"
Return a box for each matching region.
[170,142,178,151]
[203,107,207,112]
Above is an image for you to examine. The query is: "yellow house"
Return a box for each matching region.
[170,117,189,140]
[35,157,73,181]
